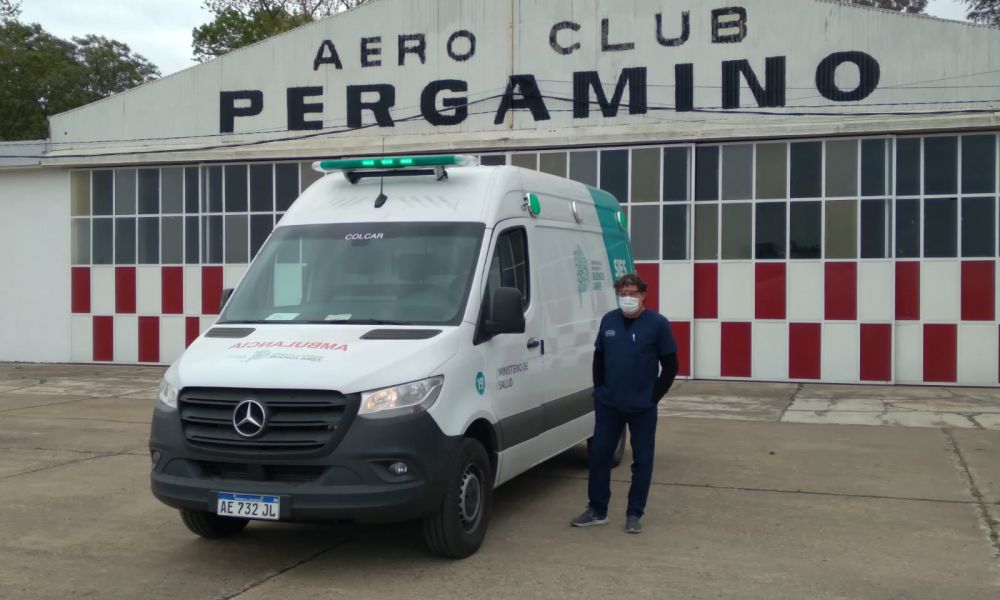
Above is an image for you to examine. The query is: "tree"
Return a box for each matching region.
[192,0,372,61]
[846,0,928,13]
[963,0,1000,25]
[0,0,20,22]
[0,22,160,141]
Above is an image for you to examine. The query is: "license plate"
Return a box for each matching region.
[216,492,280,520]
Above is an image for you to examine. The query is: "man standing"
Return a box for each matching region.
[571,273,678,534]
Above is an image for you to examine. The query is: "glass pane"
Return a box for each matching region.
[756,143,787,199]
[138,169,159,215]
[721,203,752,259]
[895,199,920,258]
[71,171,90,216]
[162,217,183,264]
[861,139,888,197]
[789,202,821,259]
[204,166,222,212]
[569,151,597,186]
[962,135,996,194]
[511,153,537,170]
[203,215,223,263]
[251,214,274,259]
[114,169,136,215]
[825,200,857,259]
[924,137,958,196]
[694,146,719,201]
[93,170,114,215]
[184,167,199,214]
[694,204,718,260]
[225,215,249,263]
[825,140,858,198]
[161,168,183,214]
[539,153,567,177]
[600,150,628,203]
[630,205,659,260]
[224,165,248,212]
[790,142,822,199]
[756,202,786,259]
[924,198,957,258]
[662,204,688,260]
[185,216,200,264]
[860,199,891,259]
[93,218,113,265]
[250,164,273,212]
[300,162,322,190]
[138,217,159,264]
[722,144,752,200]
[115,218,136,264]
[896,138,920,196]
[962,197,995,257]
[480,155,507,166]
[275,163,299,211]
[662,147,689,202]
[630,148,659,203]
[71,219,90,265]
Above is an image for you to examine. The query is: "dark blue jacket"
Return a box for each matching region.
[593,309,677,412]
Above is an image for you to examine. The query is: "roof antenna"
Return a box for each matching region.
[374,175,388,208]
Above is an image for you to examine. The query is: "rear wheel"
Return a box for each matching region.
[422,438,493,558]
[587,428,627,468]
[179,509,249,539]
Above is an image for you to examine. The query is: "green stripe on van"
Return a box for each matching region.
[587,186,634,283]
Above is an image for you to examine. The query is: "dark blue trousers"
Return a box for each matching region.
[587,401,658,518]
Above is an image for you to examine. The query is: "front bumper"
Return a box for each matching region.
[149,403,460,523]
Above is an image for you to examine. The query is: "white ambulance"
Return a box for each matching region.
[149,155,634,558]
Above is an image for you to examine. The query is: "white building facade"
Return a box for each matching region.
[2,0,1000,385]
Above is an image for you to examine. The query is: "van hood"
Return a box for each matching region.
[174,324,461,394]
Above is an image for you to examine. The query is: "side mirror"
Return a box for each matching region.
[483,287,525,335]
[219,288,234,312]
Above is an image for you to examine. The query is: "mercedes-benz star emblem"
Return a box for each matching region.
[232,399,267,438]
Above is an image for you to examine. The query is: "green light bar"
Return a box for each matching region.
[312,154,478,172]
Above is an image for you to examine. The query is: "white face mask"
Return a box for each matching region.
[618,296,641,314]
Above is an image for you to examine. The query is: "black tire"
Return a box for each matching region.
[179,509,249,539]
[587,428,627,468]
[422,438,493,559]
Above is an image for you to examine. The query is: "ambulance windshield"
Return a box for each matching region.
[220,222,485,326]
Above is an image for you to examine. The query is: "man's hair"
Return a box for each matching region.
[614,273,647,293]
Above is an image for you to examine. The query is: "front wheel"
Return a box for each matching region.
[422,438,493,559]
[179,509,249,539]
[587,428,627,468]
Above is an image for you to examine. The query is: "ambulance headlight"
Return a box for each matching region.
[157,365,181,411]
[359,376,444,419]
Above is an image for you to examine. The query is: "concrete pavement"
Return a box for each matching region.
[0,363,998,599]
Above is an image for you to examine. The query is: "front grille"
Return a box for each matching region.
[179,388,349,455]
[196,461,327,484]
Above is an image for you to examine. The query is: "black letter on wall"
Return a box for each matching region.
[287,87,324,130]
[722,57,786,109]
[361,37,382,67]
[347,84,396,128]
[447,30,476,62]
[399,34,426,65]
[656,12,689,47]
[421,80,469,126]
[220,90,263,133]
[550,21,581,55]
[712,7,747,43]
[573,68,647,118]
[602,18,634,51]
[675,64,694,112]
[313,40,343,70]
[494,75,550,125]
[816,51,881,102]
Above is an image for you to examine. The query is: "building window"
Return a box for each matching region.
[162,217,183,264]
[115,217,136,264]
[275,163,299,212]
[225,215,249,263]
[600,149,629,203]
[631,148,660,203]
[755,202,786,259]
[924,137,958,196]
[896,199,920,259]
[630,205,660,260]
[540,152,567,177]
[93,170,114,215]
[250,164,273,212]
[860,199,891,259]
[825,200,857,259]
[479,154,507,166]
[962,135,996,194]
[789,201,821,259]
[695,146,719,201]
[138,169,159,215]
[721,202,752,259]
[755,142,787,200]
[861,139,889,197]
[961,197,995,258]
[662,147,689,202]
[825,140,857,198]
[93,218,113,264]
[694,203,718,260]
[161,168,184,214]
[662,204,688,260]
[790,141,822,199]
[896,138,920,197]
[115,169,137,215]
[511,153,537,170]
[924,198,958,258]
[137,217,159,264]
[721,144,752,201]
[71,219,90,265]
[569,151,597,186]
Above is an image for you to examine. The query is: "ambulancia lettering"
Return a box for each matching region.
[228,341,349,351]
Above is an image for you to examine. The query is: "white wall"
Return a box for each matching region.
[0,169,71,362]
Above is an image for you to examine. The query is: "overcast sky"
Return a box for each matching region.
[18,0,973,77]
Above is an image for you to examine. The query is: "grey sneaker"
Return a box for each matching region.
[625,515,642,534]
[571,508,608,527]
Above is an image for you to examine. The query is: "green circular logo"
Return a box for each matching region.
[475,372,486,395]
